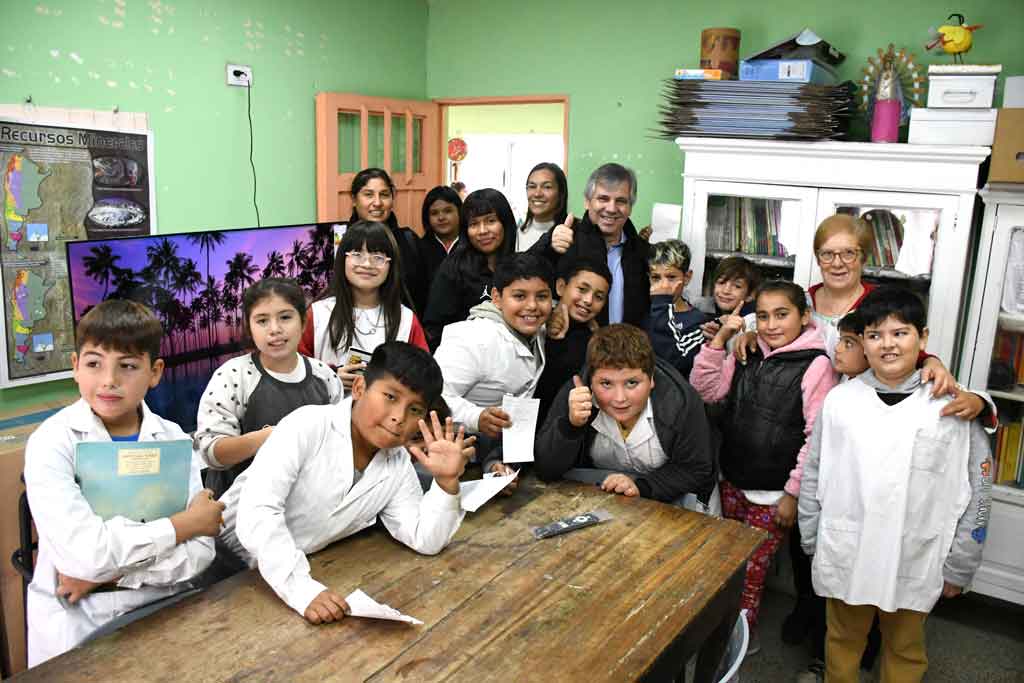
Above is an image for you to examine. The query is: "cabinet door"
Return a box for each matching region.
[682,179,818,302]
[814,189,961,363]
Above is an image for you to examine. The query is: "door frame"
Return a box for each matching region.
[432,95,570,179]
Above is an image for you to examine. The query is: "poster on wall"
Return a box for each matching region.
[0,119,155,387]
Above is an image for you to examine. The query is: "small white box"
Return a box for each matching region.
[908,108,997,146]
[927,74,997,108]
[1005,76,1024,108]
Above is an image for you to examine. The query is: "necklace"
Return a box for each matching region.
[354,307,384,336]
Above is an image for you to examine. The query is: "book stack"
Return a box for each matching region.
[993,421,1024,487]
[656,79,855,140]
[993,330,1024,385]
[706,197,787,256]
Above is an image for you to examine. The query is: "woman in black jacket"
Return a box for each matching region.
[422,188,516,348]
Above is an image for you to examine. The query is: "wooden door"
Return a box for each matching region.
[315,93,440,236]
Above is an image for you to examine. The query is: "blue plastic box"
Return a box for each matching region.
[738,59,838,85]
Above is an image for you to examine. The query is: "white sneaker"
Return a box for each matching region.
[745,629,761,658]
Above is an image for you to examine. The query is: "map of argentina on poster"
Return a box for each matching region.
[0,120,154,386]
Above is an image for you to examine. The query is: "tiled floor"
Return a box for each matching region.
[737,588,1024,682]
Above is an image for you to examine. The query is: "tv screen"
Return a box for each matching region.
[66,222,339,432]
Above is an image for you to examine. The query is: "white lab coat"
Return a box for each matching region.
[220,398,464,616]
[24,399,214,667]
[433,308,545,432]
[809,380,971,613]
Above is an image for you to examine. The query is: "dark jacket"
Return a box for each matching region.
[534,358,715,503]
[720,346,825,490]
[528,212,650,329]
[419,234,456,301]
[534,319,593,425]
[392,225,428,315]
[647,296,709,379]
[422,246,493,349]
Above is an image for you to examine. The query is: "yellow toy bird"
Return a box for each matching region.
[926,13,983,64]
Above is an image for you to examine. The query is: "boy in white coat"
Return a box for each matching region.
[219,341,469,624]
[24,300,223,667]
[798,287,991,683]
[433,252,552,479]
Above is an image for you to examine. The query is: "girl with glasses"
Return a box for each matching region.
[299,221,428,390]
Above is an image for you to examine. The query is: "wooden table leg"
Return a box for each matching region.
[640,561,746,683]
[691,564,745,683]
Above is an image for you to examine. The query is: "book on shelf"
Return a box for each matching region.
[992,329,1024,385]
[838,208,905,269]
[993,420,1024,487]
[706,197,787,257]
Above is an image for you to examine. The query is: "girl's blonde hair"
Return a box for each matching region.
[813,214,873,264]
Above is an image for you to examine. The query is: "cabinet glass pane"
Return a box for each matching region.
[391,114,407,173]
[834,204,938,305]
[989,225,1024,487]
[702,194,797,295]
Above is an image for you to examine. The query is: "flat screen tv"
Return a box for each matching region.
[66,222,339,432]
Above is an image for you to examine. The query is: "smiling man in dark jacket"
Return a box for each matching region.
[530,163,650,329]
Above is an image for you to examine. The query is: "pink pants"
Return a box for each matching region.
[719,479,788,629]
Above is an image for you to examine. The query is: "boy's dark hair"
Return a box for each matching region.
[363,341,443,407]
[648,239,692,273]
[857,286,927,335]
[753,279,808,316]
[493,252,553,292]
[76,299,163,363]
[557,257,612,287]
[712,256,761,292]
[837,309,864,336]
[587,324,655,378]
[242,278,307,344]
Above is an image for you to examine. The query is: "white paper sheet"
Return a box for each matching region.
[459,470,519,512]
[501,395,539,463]
[343,589,423,625]
[650,203,683,244]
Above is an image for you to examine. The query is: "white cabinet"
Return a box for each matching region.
[959,184,1024,606]
[676,138,988,364]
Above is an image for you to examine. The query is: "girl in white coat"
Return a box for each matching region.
[298,221,429,389]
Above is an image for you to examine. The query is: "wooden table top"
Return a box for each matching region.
[18,478,764,682]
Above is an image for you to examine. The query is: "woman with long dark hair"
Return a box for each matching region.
[423,188,517,347]
[347,168,427,313]
[516,162,568,252]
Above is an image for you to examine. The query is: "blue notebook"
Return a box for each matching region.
[75,439,192,523]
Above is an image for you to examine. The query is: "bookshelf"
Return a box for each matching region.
[958,184,1024,606]
[678,139,1024,605]
[677,138,987,365]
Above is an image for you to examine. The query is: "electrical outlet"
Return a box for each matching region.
[226,64,252,87]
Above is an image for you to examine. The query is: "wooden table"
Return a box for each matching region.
[16,478,763,682]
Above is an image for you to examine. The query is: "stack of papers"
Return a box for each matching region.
[655,79,855,141]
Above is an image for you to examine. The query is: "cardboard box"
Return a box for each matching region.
[990,109,1024,183]
[908,107,997,145]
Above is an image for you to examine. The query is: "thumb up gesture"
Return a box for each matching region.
[550,213,576,254]
[568,375,593,427]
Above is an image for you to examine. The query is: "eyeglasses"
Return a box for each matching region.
[345,251,391,267]
[816,248,862,264]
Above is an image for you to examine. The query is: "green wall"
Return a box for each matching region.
[0,0,427,411]
[0,0,428,234]
[426,0,1024,227]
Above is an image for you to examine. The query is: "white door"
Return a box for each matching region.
[814,189,961,364]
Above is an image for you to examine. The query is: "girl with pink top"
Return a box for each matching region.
[691,279,836,653]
